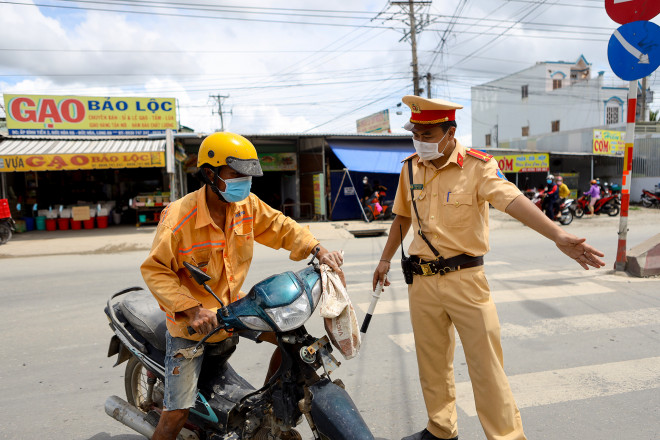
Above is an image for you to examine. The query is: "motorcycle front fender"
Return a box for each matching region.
[309,379,374,440]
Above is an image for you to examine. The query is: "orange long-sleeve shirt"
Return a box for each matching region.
[140,187,320,342]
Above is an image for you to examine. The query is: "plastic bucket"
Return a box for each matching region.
[57,218,70,230]
[23,217,35,231]
[97,216,108,229]
[71,220,82,230]
[35,216,46,231]
[83,218,95,229]
[45,218,57,231]
[139,214,147,223]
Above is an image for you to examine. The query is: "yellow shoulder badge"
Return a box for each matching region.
[401,152,418,163]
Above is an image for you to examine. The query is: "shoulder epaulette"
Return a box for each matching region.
[401,152,418,163]
[466,148,493,162]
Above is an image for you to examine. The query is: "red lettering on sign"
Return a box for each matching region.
[9,97,36,122]
[60,99,85,123]
[26,156,45,167]
[497,158,514,172]
[594,140,610,153]
[47,156,67,170]
[37,99,62,123]
[70,155,89,166]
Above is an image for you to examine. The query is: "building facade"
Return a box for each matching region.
[471,55,632,148]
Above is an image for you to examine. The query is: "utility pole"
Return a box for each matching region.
[640,76,648,121]
[425,72,432,98]
[209,93,231,131]
[388,1,433,96]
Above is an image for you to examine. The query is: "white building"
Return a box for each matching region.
[471,55,630,149]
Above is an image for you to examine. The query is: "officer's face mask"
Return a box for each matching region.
[412,129,450,161]
[218,176,252,202]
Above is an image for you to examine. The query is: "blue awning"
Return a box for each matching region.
[327,139,414,174]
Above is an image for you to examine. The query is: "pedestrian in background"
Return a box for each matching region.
[585,179,601,217]
[372,95,605,440]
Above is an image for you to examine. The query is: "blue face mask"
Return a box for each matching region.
[546,179,553,184]
[218,176,252,202]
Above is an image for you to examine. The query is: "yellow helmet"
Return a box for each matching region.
[197,132,263,176]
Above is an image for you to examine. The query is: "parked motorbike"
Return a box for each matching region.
[0,199,15,246]
[531,191,574,225]
[362,192,393,221]
[573,193,620,218]
[641,186,660,208]
[104,251,374,440]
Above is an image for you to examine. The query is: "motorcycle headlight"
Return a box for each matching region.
[265,292,312,332]
[238,315,274,332]
[311,279,322,310]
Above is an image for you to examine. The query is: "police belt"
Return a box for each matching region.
[410,254,484,276]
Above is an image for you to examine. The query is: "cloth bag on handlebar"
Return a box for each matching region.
[319,263,361,360]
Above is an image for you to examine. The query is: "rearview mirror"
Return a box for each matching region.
[183,261,212,285]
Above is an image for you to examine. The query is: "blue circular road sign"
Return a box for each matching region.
[608,20,660,81]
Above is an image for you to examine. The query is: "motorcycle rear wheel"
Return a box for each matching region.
[0,224,11,245]
[574,207,584,218]
[607,205,620,216]
[641,197,653,208]
[125,356,163,411]
[559,211,573,225]
[364,209,374,222]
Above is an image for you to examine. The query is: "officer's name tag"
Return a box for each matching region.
[410,184,424,190]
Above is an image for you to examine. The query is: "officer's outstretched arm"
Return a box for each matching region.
[506,195,605,270]
[373,215,412,291]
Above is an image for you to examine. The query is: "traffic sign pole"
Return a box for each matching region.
[614,80,638,271]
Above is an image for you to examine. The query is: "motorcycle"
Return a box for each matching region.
[641,186,660,208]
[573,193,620,218]
[362,192,393,222]
[0,198,15,244]
[104,250,374,440]
[531,191,574,225]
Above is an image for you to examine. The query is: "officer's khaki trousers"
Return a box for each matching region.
[409,266,526,440]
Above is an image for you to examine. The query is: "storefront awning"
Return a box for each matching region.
[327,139,414,174]
[0,137,165,172]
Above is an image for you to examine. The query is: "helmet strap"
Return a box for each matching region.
[200,167,229,203]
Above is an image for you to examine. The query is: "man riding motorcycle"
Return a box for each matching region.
[542,174,559,220]
[140,132,345,440]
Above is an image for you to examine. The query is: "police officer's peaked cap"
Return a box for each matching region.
[402,95,463,130]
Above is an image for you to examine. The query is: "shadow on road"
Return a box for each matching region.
[88,433,144,440]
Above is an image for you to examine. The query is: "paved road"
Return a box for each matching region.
[0,211,659,439]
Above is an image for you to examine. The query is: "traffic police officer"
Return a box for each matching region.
[372,96,605,440]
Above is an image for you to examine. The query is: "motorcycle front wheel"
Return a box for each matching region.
[559,210,573,225]
[574,207,584,218]
[641,197,653,208]
[607,204,620,216]
[0,224,12,245]
[125,356,163,411]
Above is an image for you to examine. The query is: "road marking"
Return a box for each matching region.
[487,269,554,280]
[357,281,614,314]
[388,307,660,353]
[455,357,660,417]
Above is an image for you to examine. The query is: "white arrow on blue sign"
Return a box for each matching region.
[607,20,660,81]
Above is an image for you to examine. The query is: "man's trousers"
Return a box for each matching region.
[408,266,526,440]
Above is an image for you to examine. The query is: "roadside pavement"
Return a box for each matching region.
[1,207,658,259]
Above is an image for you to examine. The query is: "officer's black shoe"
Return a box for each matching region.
[401,428,458,440]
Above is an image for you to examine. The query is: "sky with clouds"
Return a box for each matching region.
[0,0,658,146]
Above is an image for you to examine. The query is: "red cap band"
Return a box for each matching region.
[409,109,456,124]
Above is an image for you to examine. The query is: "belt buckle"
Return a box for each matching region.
[420,262,434,276]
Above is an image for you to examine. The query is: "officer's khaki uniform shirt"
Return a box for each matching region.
[393,141,523,260]
[141,187,319,343]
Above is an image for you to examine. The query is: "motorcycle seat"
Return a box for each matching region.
[118,290,168,352]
